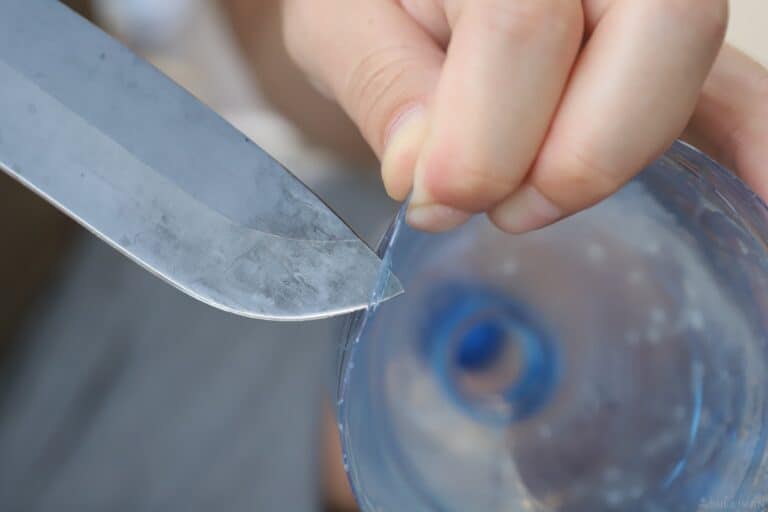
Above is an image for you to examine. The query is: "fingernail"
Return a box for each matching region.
[406,203,471,232]
[493,185,562,233]
[381,105,427,200]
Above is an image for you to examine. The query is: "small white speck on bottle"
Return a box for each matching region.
[586,243,605,263]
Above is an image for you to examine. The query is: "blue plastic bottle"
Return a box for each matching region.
[337,142,768,511]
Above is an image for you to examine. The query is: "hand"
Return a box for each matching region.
[282,1,767,233]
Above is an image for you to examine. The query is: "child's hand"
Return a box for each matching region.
[283,1,766,233]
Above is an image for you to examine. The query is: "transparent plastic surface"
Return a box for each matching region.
[337,142,768,512]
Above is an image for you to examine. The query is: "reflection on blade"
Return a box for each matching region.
[0,1,402,320]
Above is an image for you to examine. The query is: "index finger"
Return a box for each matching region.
[489,0,728,233]
[407,0,584,231]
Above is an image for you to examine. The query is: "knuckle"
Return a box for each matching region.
[474,0,581,42]
[695,0,729,41]
[537,145,622,206]
[344,46,425,147]
[661,0,729,42]
[423,149,515,211]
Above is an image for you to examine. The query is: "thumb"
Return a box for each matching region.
[282,0,443,199]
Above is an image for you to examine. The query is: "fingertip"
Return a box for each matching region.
[489,185,563,234]
[382,173,413,202]
[406,203,471,232]
[381,105,427,201]
[407,168,473,232]
[414,143,512,213]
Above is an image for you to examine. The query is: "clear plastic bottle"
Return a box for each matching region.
[336,141,768,511]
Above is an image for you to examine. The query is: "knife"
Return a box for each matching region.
[0,0,402,321]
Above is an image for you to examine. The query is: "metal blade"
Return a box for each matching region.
[0,0,402,321]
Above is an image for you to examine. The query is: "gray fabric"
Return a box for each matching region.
[0,172,399,512]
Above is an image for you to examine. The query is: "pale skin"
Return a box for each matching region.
[220,1,766,509]
[277,0,768,233]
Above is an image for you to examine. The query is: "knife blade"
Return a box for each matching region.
[0,0,402,321]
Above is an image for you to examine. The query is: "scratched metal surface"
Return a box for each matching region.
[0,0,401,320]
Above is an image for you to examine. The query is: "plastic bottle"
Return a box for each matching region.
[336,141,768,511]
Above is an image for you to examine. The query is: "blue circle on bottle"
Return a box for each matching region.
[420,283,560,425]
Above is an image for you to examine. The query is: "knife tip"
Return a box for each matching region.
[374,271,405,304]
